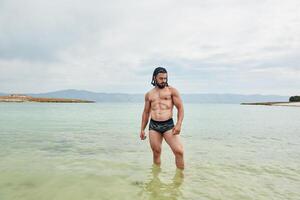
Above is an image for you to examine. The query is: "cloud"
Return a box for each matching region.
[0,0,299,95]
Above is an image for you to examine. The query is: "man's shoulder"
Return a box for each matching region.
[145,89,153,95]
[144,88,155,99]
[167,85,179,93]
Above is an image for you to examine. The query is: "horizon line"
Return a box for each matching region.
[0,89,293,97]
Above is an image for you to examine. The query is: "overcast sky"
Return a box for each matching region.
[0,0,299,95]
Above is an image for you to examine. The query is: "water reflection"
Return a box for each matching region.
[139,165,184,200]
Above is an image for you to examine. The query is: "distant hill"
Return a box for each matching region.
[0,89,289,103]
[28,89,143,102]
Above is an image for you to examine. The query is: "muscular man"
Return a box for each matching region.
[140,67,184,169]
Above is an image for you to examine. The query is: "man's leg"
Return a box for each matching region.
[163,130,184,169]
[149,130,163,166]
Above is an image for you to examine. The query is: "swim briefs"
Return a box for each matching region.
[149,118,175,134]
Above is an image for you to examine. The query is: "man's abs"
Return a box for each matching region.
[150,109,173,121]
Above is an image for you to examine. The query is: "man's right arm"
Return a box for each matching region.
[140,93,151,140]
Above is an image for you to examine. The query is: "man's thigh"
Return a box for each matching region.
[163,130,184,153]
[149,130,163,151]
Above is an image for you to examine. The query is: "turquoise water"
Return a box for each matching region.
[0,103,299,200]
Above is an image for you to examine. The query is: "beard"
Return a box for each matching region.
[157,82,166,89]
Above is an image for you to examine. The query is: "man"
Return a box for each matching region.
[140,67,184,169]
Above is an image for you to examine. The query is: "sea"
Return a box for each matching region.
[0,103,299,200]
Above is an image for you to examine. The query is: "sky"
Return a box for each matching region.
[0,0,299,95]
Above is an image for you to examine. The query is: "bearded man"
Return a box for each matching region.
[140,67,185,169]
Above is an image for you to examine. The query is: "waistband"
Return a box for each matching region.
[150,118,173,123]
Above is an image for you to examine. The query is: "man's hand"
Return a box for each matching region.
[172,124,181,135]
[140,130,147,140]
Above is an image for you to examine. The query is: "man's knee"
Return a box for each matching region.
[173,147,184,157]
[152,147,161,156]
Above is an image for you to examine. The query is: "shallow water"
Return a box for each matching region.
[0,103,299,200]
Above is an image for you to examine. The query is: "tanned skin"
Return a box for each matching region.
[140,72,184,169]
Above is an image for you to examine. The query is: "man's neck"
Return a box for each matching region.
[156,86,167,90]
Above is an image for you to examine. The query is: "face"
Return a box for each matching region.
[155,73,168,89]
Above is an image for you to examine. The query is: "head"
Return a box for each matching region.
[151,67,168,89]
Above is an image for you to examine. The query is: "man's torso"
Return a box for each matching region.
[147,86,174,121]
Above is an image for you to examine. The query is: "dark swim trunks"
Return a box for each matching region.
[149,118,175,134]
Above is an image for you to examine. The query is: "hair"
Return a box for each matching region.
[151,67,168,86]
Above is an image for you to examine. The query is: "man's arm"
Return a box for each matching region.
[171,87,184,134]
[140,92,151,139]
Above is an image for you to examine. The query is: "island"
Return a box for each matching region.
[0,94,95,103]
[241,96,300,107]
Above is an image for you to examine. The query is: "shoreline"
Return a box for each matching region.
[0,95,95,103]
[241,102,300,107]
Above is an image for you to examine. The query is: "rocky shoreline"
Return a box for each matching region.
[0,94,95,103]
[241,102,300,107]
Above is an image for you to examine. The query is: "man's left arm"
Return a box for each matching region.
[171,87,184,135]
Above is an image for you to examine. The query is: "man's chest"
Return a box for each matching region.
[150,91,172,102]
